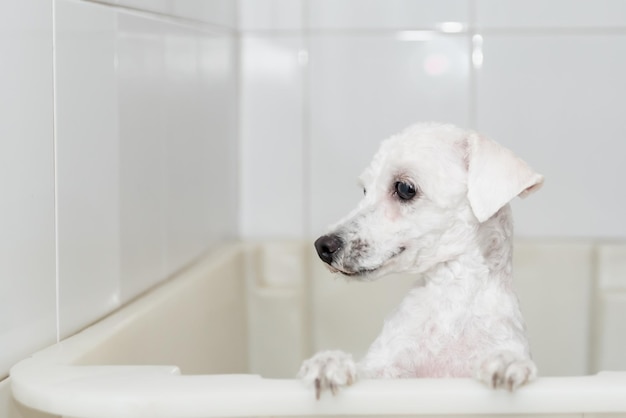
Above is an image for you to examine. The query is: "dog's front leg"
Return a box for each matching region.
[297,350,359,399]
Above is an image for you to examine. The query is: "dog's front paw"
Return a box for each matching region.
[298,350,357,399]
[477,351,537,391]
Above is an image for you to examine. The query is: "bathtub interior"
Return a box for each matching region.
[72,245,250,376]
[71,239,626,380]
[9,239,626,418]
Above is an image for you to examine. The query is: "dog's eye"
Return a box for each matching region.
[363,188,367,196]
[394,181,416,201]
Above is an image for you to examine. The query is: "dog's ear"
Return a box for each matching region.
[466,133,544,223]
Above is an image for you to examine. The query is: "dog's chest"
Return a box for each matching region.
[369,283,503,378]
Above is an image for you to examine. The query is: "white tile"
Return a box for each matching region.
[597,244,626,290]
[476,34,626,238]
[238,0,303,31]
[55,0,121,337]
[0,0,56,376]
[162,23,211,273]
[476,0,626,29]
[240,36,305,238]
[513,240,594,376]
[171,0,238,29]
[117,13,238,297]
[308,0,469,30]
[309,34,470,234]
[197,34,239,244]
[117,14,168,302]
[163,24,238,272]
[113,0,169,14]
[594,293,626,372]
[112,0,238,29]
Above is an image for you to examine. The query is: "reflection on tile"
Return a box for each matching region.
[240,36,305,238]
[239,0,303,31]
[111,0,238,28]
[170,0,237,28]
[194,34,240,244]
[56,0,239,328]
[0,0,56,377]
[117,14,168,302]
[476,0,626,29]
[117,14,238,299]
[477,34,626,237]
[163,23,214,273]
[198,34,239,245]
[163,26,238,272]
[309,34,470,234]
[308,0,469,30]
[55,0,121,338]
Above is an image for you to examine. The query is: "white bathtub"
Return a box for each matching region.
[10,241,626,417]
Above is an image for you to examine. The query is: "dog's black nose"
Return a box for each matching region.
[314,234,343,264]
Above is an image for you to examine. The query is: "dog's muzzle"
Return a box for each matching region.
[314,234,343,264]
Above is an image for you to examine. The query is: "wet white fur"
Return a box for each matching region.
[298,122,544,396]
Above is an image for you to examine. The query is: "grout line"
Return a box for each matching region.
[301,0,314,357]
[241,28,468,36]
[301,25,311,238]
[52,0,61,343]
[235,10,245,240]
[468,0,477,130]
[587,245,601,374]
[239,26,626,37]
[473,26,626,36]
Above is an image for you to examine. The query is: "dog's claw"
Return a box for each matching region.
[298,350,358,399]
[507,376,516,392]
[330,382,338,396]
[491,372,499,389]
[315,378,321,400]
[478,352,537,391]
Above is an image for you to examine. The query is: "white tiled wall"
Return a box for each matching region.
[240,36,306,237]
[475,0,626,29]
[1,0,238,383]
[117,13,169,303]
[54,0,238,339]
[55,0,121,339]
[0,0,56,382]
[239,0,626,240]
[476,33,626,238]
[308,33,470,232]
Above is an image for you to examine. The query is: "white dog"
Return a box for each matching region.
[298,122,544,399]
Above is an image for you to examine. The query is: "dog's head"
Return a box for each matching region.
[315,122,543,280]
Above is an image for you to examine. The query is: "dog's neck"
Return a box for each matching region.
[476,204,514,279]
[421,205,514,287]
